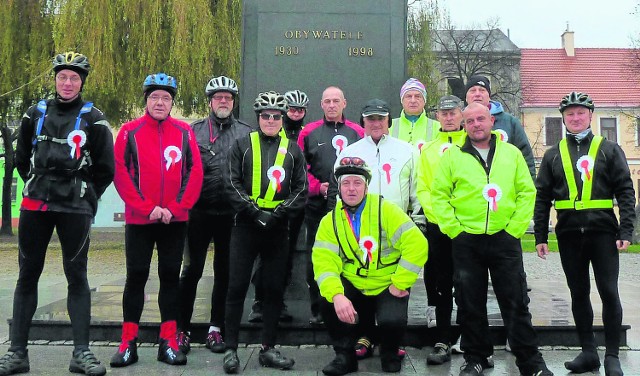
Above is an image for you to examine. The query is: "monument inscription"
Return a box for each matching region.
[240,0,407,122]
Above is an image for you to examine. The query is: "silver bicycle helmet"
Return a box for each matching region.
[284,90,309,108]
[559,92,594,113]
[205,76,239,97]
[253,91,288,113]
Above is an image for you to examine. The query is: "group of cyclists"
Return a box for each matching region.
[0,51,632,376]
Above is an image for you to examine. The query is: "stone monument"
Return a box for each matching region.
[240,0,407,122]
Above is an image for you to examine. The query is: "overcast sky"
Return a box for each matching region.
[432,0,639,48]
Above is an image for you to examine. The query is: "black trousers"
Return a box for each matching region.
[452,231,545,373]
[322,277,409,355]
[253,210,304,302]
[224,223,289,349]
[423,222,455,344]
[304,211,323,316]
[178,211,232,331]
[122,222,186,323]
[11,211,93,350]
[557,231,622,356]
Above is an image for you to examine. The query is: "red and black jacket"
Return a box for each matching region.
[114,112,203,224]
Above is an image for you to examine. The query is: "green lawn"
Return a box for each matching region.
[521,234,640,253]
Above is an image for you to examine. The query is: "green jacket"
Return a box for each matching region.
[431,135,535,239]
[416,129,467,223]
[312,194,428,302]
[391,110,440,152]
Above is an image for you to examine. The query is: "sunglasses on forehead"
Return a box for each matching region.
[338,156,366,166]
[259,113,282,121]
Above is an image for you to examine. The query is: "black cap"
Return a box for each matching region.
[465,75,491,96]
[437,95,463,110]
[361,99,390,117]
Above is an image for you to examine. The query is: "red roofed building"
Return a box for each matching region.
[520,31,640,197]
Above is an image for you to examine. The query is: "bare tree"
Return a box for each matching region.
[431,19,523,113]
[0,123,18,236]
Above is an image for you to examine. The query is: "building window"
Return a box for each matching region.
[545,117,563,145]
[600,117,617,143]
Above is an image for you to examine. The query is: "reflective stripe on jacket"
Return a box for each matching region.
[391,110,440,153]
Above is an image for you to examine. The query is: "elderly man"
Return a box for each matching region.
[431,103,552,376]
[330,99,423,359]
[416,95,467,366]
[391,78,440,152]
[534,92,634,376]
[176,76,254,354]
[313,158,427,375]
[464,75,535,179]
[297,86,364,325]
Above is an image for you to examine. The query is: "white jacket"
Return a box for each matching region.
[334,134,425,225]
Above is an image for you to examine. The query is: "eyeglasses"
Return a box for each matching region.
[56,74,81,84]
[259,113,282,121]
[339,156,366,167]
[148,94,173,103]
[289,107,305,114]
[212,94,234,102]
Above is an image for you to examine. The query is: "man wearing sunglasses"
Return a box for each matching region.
[330,98,424,361]
[176,75,254,355]
[297,86,364,326]
[223,91,307,373]
[313,157,427,375]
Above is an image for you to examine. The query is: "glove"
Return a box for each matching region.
[254,210,275,229]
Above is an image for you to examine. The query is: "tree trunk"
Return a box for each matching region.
[0,124,15,236]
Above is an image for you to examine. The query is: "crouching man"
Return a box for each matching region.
[313,157,427,375]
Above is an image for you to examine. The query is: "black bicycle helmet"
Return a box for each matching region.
[205,76,239,97]
[334,157,372,184]
[284,90,309,108]
[559,92,594,113]
[52,52,91,75]
[253,91,288,113]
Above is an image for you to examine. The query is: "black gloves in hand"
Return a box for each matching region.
[254,210,276,229]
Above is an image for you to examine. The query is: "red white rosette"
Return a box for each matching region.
[496,129,508,142]
[267,166,286,192]
[164,146,182,171]
[67,130,86,159]
[359,236,376,264]
[439,142,452,156]
[576,155,594,181]
[483,183,502,212]
[416,140,426,154]
[332,135,348,156]
[381,163,392,184]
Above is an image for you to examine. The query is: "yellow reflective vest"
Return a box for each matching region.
[312,194,428,302]
[391,110,440,153]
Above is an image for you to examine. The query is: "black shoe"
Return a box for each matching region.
[157,338,187,366]
[0,349,29,375]
[564,351,600,373]
[483,355,494,369]
[177,330,191,355]
[380,351,402,373]
[604,355,623,376]
[248,301,263,323]
[309,313,324,326]
[279,304,293,322]
[205,330,226,353]
[527,364,554,376]
[459,360,484,376]
[258,348,295,370]
[69,349,106,376]
[322,352,358,376]
[110,339,138,367]
[223,349,240,374]
[427,343,452,365]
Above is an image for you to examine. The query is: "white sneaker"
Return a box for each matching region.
[505,338,511,352]
[426,306,437,328]
[451,336,463,354]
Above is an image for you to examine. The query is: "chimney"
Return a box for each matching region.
[562,24,575,57]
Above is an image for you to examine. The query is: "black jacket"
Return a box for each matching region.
[534,132,636,243]
[16,96,114,216]
[227,130,308,224]
[190,113,254,215]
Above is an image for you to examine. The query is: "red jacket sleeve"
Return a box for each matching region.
[297,124,322,196]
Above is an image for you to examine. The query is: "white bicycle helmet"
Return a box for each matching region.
[284,90,309,108]
[205,76,238,97]
[253,91,288,113]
